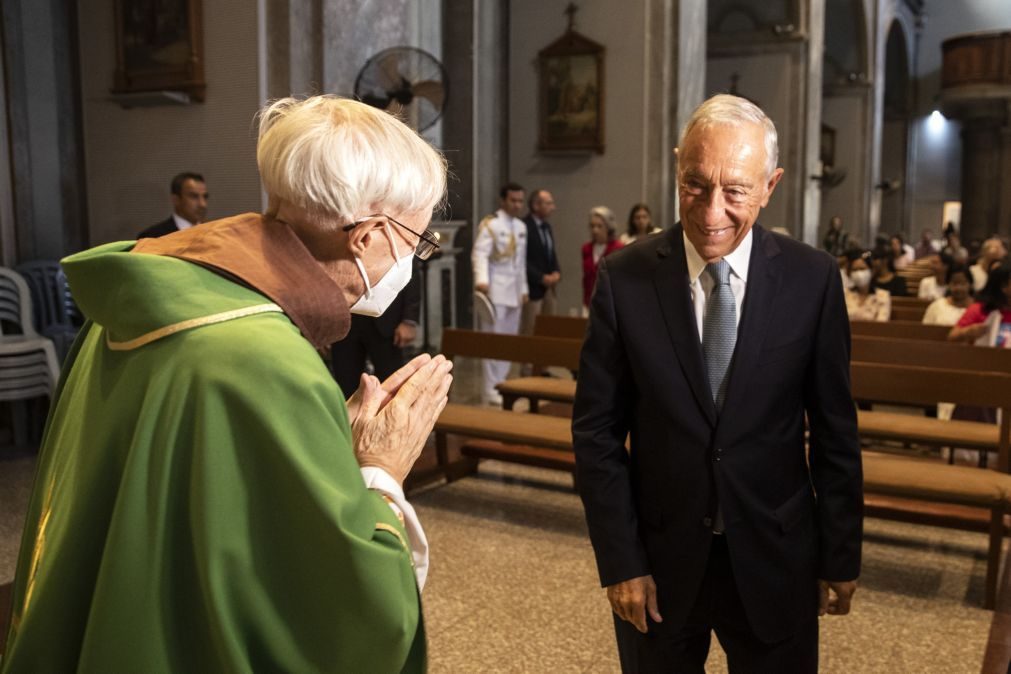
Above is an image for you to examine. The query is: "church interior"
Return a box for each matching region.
[2,0,1011,671]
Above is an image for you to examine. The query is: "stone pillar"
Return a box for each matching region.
[441,0,509,328]
[643,0,706,228]
[958,109,1007,240]
[800,0,825,246]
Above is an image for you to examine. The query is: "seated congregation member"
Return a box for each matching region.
[917,252,952,301]
[922,265,972,326]
[845,250,891,321]
[581,206,623,310]
[619,203,662,245]
[1,96,453,672]
[914,228,938,259]
[869,247,908,297]
[949,261,1011,345]
[969,237,1008,292]
[889,233,915,270]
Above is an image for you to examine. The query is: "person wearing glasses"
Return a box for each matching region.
[2,96,450,673]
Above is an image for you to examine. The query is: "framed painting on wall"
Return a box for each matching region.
[111,0,206,102]
[537,29,605,154]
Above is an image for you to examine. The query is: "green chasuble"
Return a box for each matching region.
[1,242,424,672]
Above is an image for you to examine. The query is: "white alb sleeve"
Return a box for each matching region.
[360,466,430,591]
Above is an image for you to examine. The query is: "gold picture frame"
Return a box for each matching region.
[112,0,206,101]
[538,29,605,154]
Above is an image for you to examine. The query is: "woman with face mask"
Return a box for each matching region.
[844,250,891,321]
[922,265,972,326]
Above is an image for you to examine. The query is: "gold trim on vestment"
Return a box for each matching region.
[19,476,56,628]
[375,522,410,554]
[105,303,284,351]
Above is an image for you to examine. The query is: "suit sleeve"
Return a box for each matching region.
[804,260,863,582]
[524,220,547,289]
[572,259,650,586]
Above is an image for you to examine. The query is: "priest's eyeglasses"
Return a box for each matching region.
[342,214,441,260]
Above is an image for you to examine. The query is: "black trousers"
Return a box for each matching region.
[613,536,818,673]
[329,317,405,398]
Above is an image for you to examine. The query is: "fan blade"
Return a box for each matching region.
[411,81,445,109]
[377,52,405,91]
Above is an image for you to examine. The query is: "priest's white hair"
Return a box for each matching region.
[256,96,447,229]
[679,94,779,179]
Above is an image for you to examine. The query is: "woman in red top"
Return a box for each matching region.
[949,262,1011,345]
[581,206,623,309]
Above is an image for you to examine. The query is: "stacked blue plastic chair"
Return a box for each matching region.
[15,260,81,363]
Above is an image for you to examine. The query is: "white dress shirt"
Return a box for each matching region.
[683,229,753,342]
[172,213,196,231]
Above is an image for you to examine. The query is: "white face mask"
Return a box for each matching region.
[850,269,872,288]
[350,225,414,317]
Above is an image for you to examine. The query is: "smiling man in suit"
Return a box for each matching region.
[573,94,862,673]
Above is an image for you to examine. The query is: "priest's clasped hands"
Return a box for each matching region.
[346,354,454,485]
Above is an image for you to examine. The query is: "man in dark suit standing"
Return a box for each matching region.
[520,189,561,336]
[329,260,422,397]
[138,172,209,238]
[573,94,862,672]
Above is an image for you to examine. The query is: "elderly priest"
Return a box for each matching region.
[1,97,452,673]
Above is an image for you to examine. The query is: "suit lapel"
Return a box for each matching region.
[720,225,782,418]
[654,226,717,427]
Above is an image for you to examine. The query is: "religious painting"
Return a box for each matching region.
[112,0,206,101]
[538,28,605,153]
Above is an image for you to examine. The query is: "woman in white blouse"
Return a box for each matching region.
[922,265,973,326]
[917,252,952,301]
[618,203,662,245]
[845,251,891,321]
[890,233,916,270]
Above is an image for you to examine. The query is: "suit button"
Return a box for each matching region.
[702,516,713,527]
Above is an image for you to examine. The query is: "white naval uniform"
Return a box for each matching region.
[472,208,528,402]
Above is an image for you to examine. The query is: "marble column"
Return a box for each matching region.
[643,0,706,228]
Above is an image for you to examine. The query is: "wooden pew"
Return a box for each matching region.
[533,314,588,340]
[851,361,1011,608]
[850,320,951,341]
[433,328,580,476]
[438,328,582,412]
[853,335,1011,373]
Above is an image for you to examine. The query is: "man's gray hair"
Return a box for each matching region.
[678,94,779,179]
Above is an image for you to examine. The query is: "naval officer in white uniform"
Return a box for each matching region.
[472,182,529,404]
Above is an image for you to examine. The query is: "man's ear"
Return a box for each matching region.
[760,168,785,208]
[346,217,385,257]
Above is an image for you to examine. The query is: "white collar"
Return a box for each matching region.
[172,212,196,231]
[682,227,754,283]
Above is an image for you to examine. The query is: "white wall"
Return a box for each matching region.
[78,1,263,244]
[508,0,648,315]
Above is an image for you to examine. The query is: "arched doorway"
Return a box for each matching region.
[878,21,912,240]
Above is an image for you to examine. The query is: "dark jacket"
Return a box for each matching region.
[523,215,560,301]
[572,224,862,644]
